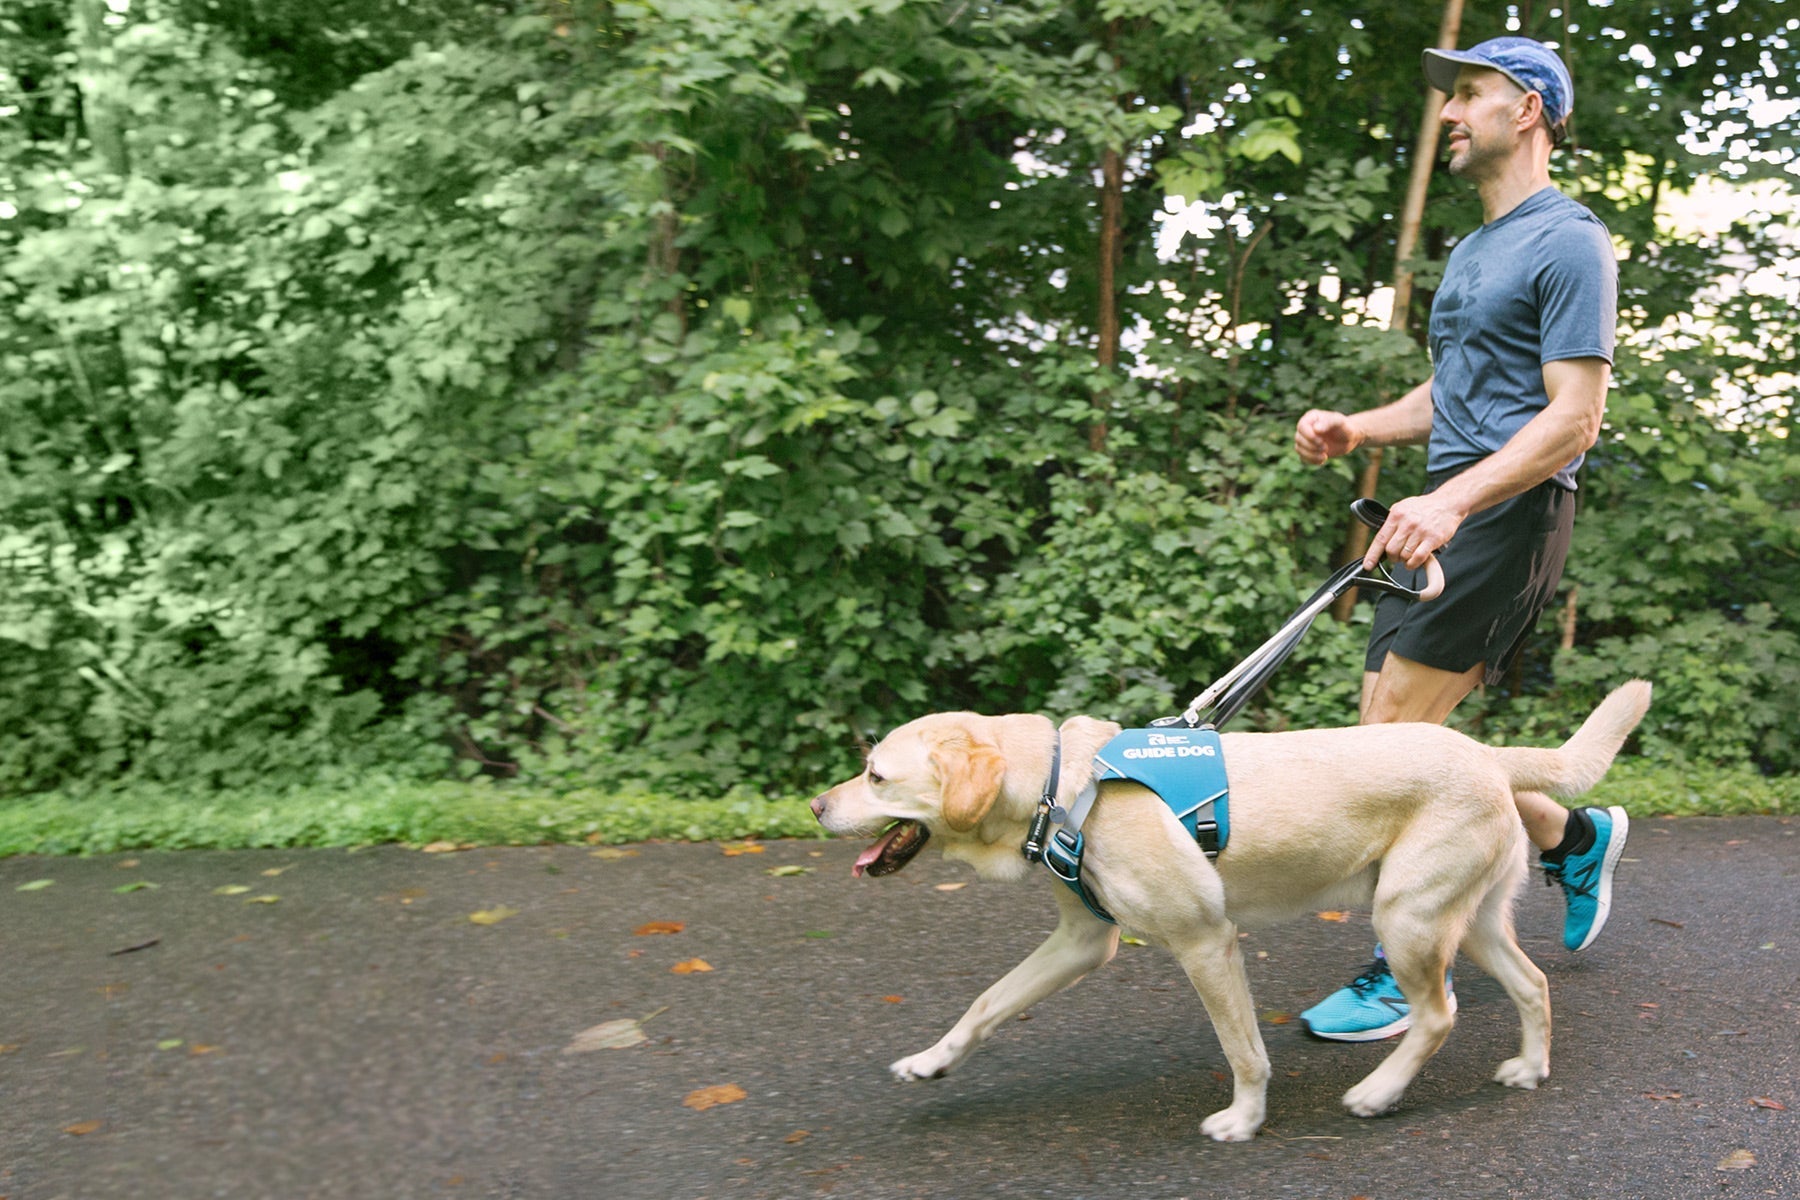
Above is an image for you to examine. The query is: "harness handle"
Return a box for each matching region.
[1349,499,1445,603]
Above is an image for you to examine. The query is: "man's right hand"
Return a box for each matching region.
[1294,409,1366,466]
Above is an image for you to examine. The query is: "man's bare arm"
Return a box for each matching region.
[1363,357,1610,569]
[1294,376,1435,465]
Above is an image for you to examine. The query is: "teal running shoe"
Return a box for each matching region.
[1300,956,1455,1043]
[1544,805,1630,951]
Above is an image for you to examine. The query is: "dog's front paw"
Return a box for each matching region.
[1493,1056,1548,1090]
[1201,1104,1263,1143]
[890,1048,955,1082]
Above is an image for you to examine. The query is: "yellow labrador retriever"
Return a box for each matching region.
[809,681,1651,1142]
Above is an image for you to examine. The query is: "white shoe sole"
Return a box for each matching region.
[1570,805,1629,952]
[1302,990,1457,1043]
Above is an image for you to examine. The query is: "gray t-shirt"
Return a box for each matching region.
[1427,186,1617,490]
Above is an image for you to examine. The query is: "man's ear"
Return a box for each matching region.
[934,733,1007,832]
[1514,88,1545,133]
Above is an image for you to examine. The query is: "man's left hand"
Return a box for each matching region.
[1364,494,1467,571]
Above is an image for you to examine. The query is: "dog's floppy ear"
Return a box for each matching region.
[933,731,1007,833]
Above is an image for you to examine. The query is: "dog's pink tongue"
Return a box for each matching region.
[852,827,903,877]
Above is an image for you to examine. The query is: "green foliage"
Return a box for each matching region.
[0,0,1795,827]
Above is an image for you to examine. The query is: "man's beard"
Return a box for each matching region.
[1447,128,1501,179]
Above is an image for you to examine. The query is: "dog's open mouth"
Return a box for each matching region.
[852,820,930,878]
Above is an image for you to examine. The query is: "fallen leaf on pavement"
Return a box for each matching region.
[1262,1011,1294,1025]
[1316,911,1350,922]
[564,1008,667,1054]
[1717,1149,1757,1170]
[565,1020,647,1053]
[720,842,765,856]
[802,930,832,939]
[213,885,251,895]
[671,959,713,974]
[1649,917,1684,929]
[635,921,685,936]
[1751,1096,1787,1110]
[158,1039,185,1051]
[591,848,638,860]
[934,882,967,892]
[469,907,520,925]
[243,895,281,905]
[766,865,810,877]
[786,1130,810,1144]
[16,880,54,892]
[113,881,159,893]
[190,1044,221,1056]
[1643,1091,1683,1101]
[882,995,904,1004]
[63,1121,103,1136]
[684,1084,747,1111]
[261,866,292,877]
[0,1044,22,1055]
[421,842,472,854]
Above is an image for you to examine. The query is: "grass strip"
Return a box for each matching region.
[0,780,826,858]
[0,758,1793,858]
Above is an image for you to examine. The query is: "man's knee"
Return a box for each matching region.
[1360,654,1484,725]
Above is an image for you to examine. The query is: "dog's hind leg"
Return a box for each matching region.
[890,886,1118,1083]
[1458,845,1551,1090]
[1168,925,1272,1142]
[1342,897,1462,1117]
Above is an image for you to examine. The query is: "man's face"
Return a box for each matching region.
[1439,66,1532,179]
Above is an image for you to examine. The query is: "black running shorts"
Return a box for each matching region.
[1364,475,1576,687]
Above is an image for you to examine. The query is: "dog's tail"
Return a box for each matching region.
[1493,680,1653,799]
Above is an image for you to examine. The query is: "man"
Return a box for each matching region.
[1291,36,1629,1042]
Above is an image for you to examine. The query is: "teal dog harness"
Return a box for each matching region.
[1029,727,1230,924]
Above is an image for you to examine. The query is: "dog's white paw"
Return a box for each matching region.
[1201,1105,1263,1143]
[1342,1079,1404,1118]
[1493,1056,1548,1090]
[890,1049,955,1082]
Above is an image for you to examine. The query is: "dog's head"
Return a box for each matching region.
[809,712,1121,880]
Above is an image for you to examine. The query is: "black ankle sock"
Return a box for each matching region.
[1542,807,1595,863]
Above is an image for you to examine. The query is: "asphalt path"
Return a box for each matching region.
[2,816,1795,1200]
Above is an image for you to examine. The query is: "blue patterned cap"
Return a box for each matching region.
[1423,37,1573,125]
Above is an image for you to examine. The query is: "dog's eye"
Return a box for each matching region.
[867,766,885,785]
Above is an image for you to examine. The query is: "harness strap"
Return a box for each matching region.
[1020,726,1062,864]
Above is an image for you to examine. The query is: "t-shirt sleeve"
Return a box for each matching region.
[1535,217,1618,365]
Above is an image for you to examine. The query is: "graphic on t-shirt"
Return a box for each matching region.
[1433,256,1481,385]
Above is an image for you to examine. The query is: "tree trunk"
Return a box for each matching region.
[1331,0,1464,621]
[1093,146,1123,452]
[72,0,130,176]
